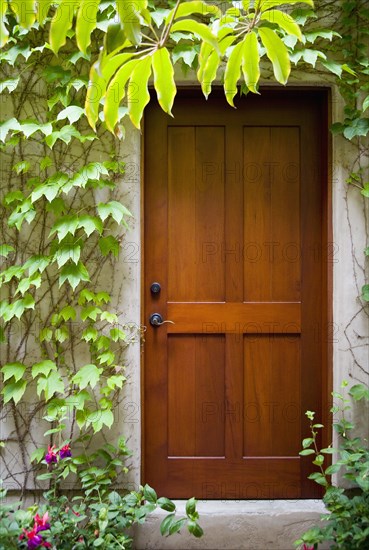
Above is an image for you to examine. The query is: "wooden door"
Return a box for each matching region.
[143,89,329,499]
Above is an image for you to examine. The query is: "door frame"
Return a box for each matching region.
[140,85,333,496]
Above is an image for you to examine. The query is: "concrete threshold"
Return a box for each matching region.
[134,499,329,550]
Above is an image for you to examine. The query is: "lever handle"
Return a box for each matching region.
[149,313,175,327]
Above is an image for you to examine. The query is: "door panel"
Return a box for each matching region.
[168,335,226,457]
[144,90,328,499]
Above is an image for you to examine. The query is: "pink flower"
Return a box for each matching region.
[59,443,72,459]
[302,545,314,550]
[45,445,58,464]
[34,512,50,532]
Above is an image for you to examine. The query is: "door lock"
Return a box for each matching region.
[149,313,175,327]
[150,282,161,294]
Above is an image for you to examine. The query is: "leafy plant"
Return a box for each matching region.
[295,382,369,549]
[0,437,203,548]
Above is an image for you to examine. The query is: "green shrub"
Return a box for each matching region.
[296,382,369,549]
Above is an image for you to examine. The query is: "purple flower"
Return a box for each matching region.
[59,443,72,459]
[19,524,51,549]
[45,445,58,464]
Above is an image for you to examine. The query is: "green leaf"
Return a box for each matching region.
[96,292,110,304]
[1,380,27,404]
[81,305,101,321]
[152,48,176,116]
[97,201,131,225]
[91,408,114,431]
[0,77,19,93]
[343,118,369,140]
[37,371,64,401]
[36,473,54,481]
[117,0,143,45]
[128,55,152,129]
[169,518,186,535]
[50,0,80,53]
[4,190,24,205]
[302,48,326,67]
[160,514,176,536]
[324,463,341,475]
[100,311,117,323]
[106,375,125,390]
[157,497,176,512]
[256,0,314,11]
[97,351,115,366]
[308,472,328,486]
[59,305,77,321]
[50,215,79,241]
[242,31,260,93]
[30,447,46,463]
[10,0,36,28]
[86,65,104,129]
[321,60,343,77]
[104,59,136,131]
[23,294,35,309]
[187,519,203,538]
[170,1,221,21]
[104,23,127,55]
[31,183,61,203]
[31,360,57,378]
[302,437,314,448]
[57,106,85,124]
[13,160,30,175]
[362,96,369,113]
[54,243,81,268]
[45,125,81,148]
[349,383,369,401]
[59,261,90,290]
[143,485,157,503]
[16,274,41,295]
[199,48,219,98]
[313,454,324,466]
[76,0,99,53]
[299,449,315,456]
[20,122,53,138]
[24,255,50,275]
[0,244,15,257]
[1,0,9,47]
[82,326,98,342]
[55,325,69,342]
[36,0,54,23]
[172,44,199,67]
[72,364,103,390]
[0,44,31,65]
[78,215,103,236]
[39,328,52,343]
[99,236,120,256]
[186,497,197,516]
[261,10,302,40]
[170,20,218,52]
[361,284,369,302]
[258,27,290,84]
[1,362,26,382]
[224,41,244,106]
[0,118,21,142]
[110,328,126,342]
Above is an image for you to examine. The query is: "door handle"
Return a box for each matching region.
[149,313,175,327]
